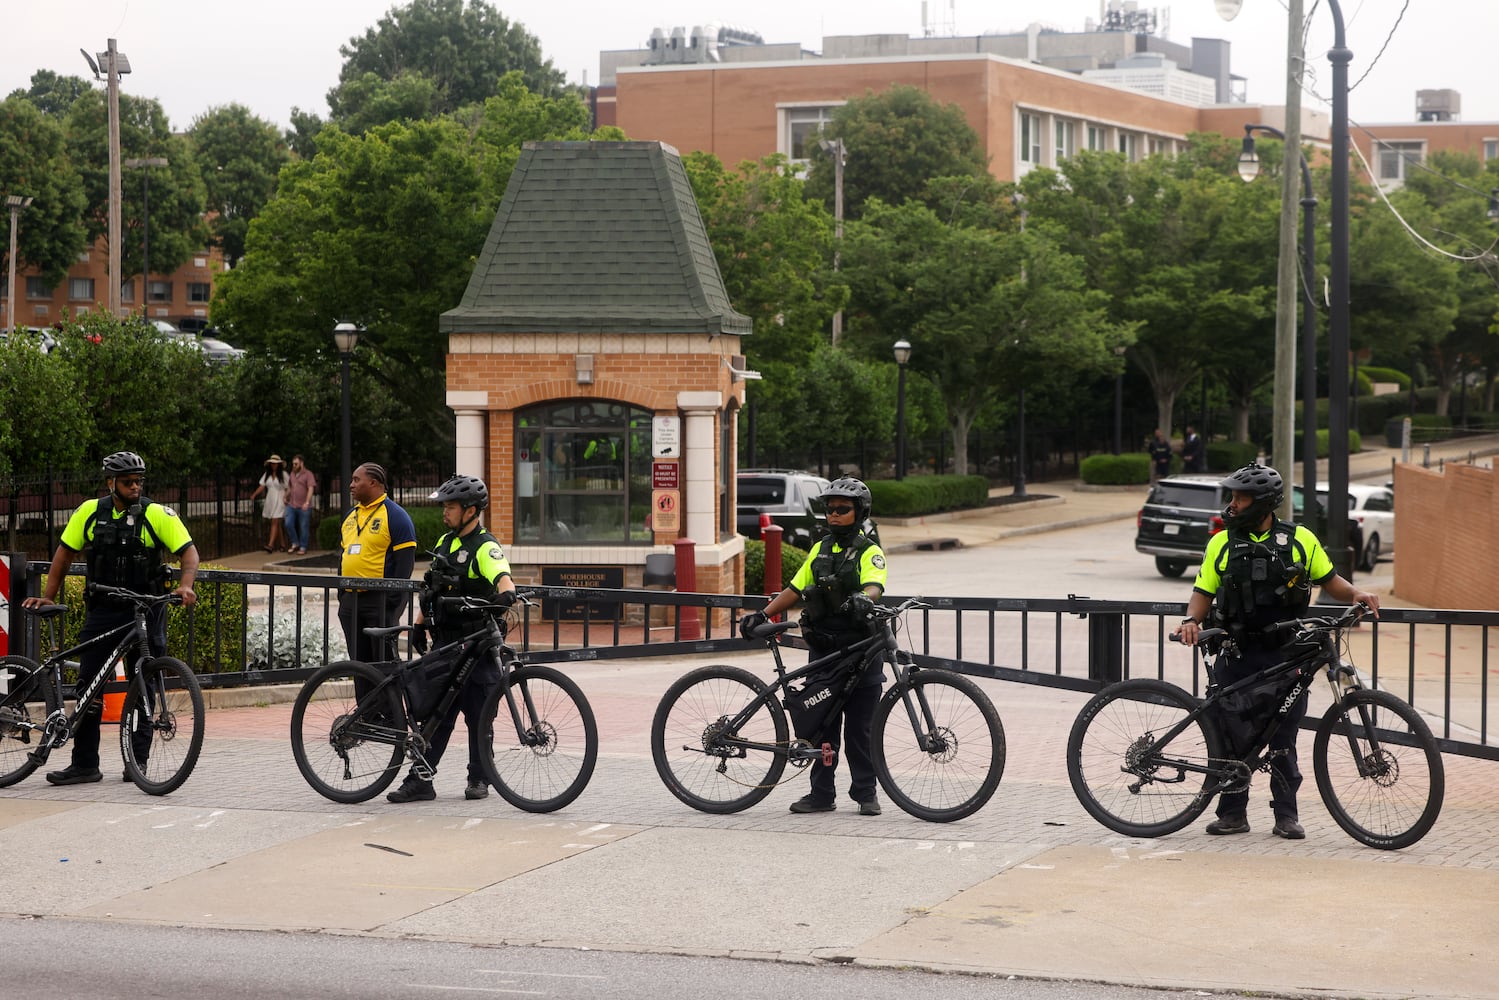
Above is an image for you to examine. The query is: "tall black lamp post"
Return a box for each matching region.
[1238,123,1319,536]
[893,338,911,479]
[1112,345,1126,455]
[334,322,361,510]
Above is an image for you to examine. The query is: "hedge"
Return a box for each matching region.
[317,503,446,554]
[1207,440,1260,470]
[867,475,988,517]
[744,538,810,594]
[1080,453,1151,485]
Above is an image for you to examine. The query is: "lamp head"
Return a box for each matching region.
[1237,135,1260,182]
[892,339,912,365]
[1215,0,1245,20]
[333,322,361,354]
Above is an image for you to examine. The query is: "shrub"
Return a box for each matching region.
[1080,453,1150,485]
[1206,440,1259,471]
[744,539,810,594]
[1360,366,1411,390]
[316,503,446,554]
[867,475,987,516]
[245,608,347,672]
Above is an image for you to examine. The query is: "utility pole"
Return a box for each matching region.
[1272,0,1305,521]
[82,39,131,316]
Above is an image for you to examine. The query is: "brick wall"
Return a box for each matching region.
[1392,462,1499,609]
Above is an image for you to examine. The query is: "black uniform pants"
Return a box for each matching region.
[1214,643,1307,822]
[338,590,408,663]
[803,635,881,806]
[69,603,166,771]
[412,643,498,784]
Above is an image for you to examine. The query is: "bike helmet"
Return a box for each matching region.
[102,451,146,477]
[1219,463,1283,530]
[821,477,872,521]
[430,474,489,510]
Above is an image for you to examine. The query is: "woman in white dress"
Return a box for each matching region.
[250,455,290,552]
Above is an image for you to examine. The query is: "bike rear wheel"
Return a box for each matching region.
[120,657,205,795]
[1067,678,1223,838]
[290,660,405,803]
[0,655,56,787]
[479,664,598,813]
[872,669,1006,822]
[1313,688,1444,850]
[650,664,789,814]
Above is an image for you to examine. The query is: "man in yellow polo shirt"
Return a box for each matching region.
[338,462,417,662]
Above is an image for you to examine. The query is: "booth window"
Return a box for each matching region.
[514,401,653,544]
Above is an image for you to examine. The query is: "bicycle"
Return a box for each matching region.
[1066,602,1445,850]
[0,584,205,795]
[651,596,1006,822]
[290,593,598,811]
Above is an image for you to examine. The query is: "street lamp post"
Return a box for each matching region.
[893,339,911,480]
[6,195,33,334]
[1238,123,1320,536]
[818,137,846,344]
[1112,345,1127,455]
[123,157,167,310]
[1221,0,1353,576]
[81,39,130,316]
[333,322,361,510]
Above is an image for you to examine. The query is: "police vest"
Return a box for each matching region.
[421,528,499,635]
[800,531,874,635]
[1212,521,1311,636]
[86,497,167,595]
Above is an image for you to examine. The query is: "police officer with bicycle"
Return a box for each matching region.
[740,477,887,816]
[1174,463,1378,840]
[386,474,516,804]
[22,452,198,785]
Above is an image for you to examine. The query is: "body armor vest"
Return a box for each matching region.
[1213,520,1310,637]
[800,531,873,635]
[86,497,166,595]
[421,528,497,636]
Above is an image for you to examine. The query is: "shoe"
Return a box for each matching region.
[262,546,274,553]
[857,798,882,816]
[1205,814,1250,835]
[46,764,103,786]
[465,779,489,800]
[788,795,835,814]
[1272,817,1306,840]
[386,776,436,803]
[296,547,306,555]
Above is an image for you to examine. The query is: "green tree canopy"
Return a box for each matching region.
[0,95,89,287]
[189,104,291,268]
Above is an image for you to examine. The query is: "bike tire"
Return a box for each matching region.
[1067,678,1224,838]
[650,664,789,814]
[0,655,56,787]
[290,660,405,803]
[1313,688,1445,850]
[872,669,1006,822]
[120,657,205,795]
[479,664,598,813]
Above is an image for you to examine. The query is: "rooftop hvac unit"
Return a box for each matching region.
[1416,89,1460,122]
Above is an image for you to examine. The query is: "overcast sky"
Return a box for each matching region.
[4,0,1495,133]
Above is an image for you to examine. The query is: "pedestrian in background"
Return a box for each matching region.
[249,455,290,553]
[1148,429,1173,481]
[1182,425,1206,473]
[284,454,316,555]
[337,462,417,662]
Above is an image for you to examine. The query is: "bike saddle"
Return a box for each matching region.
[26,604,69,619]
[362,624,411,639]
[745,619,798,639]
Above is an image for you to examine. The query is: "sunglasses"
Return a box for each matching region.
[825,503,856,515]
[116,476,145,487]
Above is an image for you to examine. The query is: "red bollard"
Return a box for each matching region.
[674,536,700,640]
[762,523,783,618]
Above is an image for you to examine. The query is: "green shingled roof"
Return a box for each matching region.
[440,141,752,336]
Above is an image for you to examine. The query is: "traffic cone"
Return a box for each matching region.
[102,657,127,723]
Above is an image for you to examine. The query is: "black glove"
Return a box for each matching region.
[848,593,876,619]
[495,589,518,608]
[409,623,428,655]
[739,610,769,639]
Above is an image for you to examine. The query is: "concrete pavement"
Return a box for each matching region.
[4,437,1498,998]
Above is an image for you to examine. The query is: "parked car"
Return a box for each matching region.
[737,469,830,550]
[1290,486,1366,577]
[0,327,55,353]
[1136,474,1364,579]
[199,336,246,363]
[1316,482,1395,571]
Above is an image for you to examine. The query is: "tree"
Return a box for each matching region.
[0,336,89,480]
[0,95,89,287]
[5,70,91,117]
[189,104,291,268]
[802,84,989,221]
[330,0,568,130]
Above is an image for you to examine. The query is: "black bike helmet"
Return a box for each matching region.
[821,477,872,521]
[102,451,146,477]
[1219,463,1283,530]
[430,474,489,510]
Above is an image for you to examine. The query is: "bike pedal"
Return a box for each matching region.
[821,742,835,767]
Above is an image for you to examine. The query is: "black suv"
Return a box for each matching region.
[1135,475,1363,579]
[737,469,830,550]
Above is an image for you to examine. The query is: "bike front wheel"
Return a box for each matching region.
[1313,688,1445,850]
[650,664,789,814]
[479,664,598,813]
[0,655,56,788]
[1067,678,1223,838]
[290,660,406,803]
[120,657,205,795]
[873,669,1006,822]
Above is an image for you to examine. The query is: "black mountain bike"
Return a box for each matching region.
[1067,603,1444,850]
[0,584,205,795]
[290,593,598,811]
[651,597,1006,822]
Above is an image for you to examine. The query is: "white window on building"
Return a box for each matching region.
[1019,112,1042,164]
[68,277,95,301]
[147,280,172,303]
[188,282,211,303]
[1483,139,1498,163]
[1378,141,1423,183]
[25,277,50,299]
[1118,132,1140,161]
[120,280,135,304]
[1086,125,1107,152]
[1055,120,1076,163]
[780,105,840,165]
[1149,137,1168,157]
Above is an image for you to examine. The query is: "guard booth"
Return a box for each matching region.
[439,141,754,617]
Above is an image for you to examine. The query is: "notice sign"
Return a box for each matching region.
[651,461,679,490]
[652,489,680,532]
[652,415,681,458]
[540,566,623,621]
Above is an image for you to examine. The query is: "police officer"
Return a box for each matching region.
[22,452,198,785]
[740,477,888,816]
[1175,463,1378,840]
[386,474,516,803]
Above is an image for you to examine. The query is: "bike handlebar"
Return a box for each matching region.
[1174,602,1368,649]
[83,584,183,607]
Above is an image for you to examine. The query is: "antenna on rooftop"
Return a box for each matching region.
[920,0,956,37]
